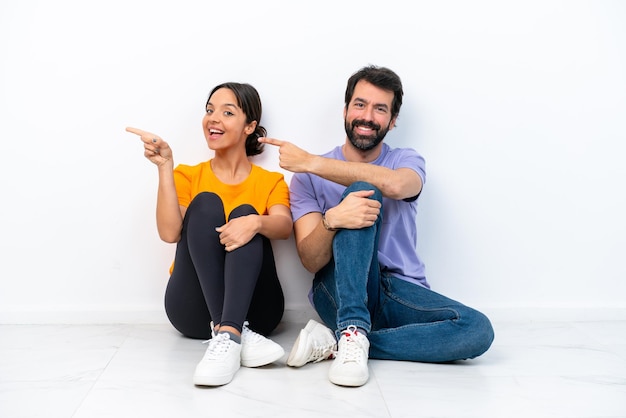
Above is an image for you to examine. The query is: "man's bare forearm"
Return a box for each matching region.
[295,217,335,273]
[308,156,421,200]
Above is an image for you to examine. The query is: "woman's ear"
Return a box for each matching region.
[245,120,258,135]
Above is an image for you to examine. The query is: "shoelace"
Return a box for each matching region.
[337,325,365,364]
[241,321,265,344]
[310,341,336,362]
[209,320,260,343]
[201,333,231,360]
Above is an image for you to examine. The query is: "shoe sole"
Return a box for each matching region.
[286,319,321,367]
[329,362,369,387]
[329,373,369,387]
[193,369,238,386]
[241,346,285,368]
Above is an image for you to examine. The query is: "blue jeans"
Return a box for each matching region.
[312,182,494,362]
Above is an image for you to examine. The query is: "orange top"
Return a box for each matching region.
[173,160,290,217]
[168,160,290,275]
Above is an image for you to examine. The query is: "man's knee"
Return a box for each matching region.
[344,181,382,202]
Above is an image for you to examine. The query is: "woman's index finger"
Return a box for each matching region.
[125,126,148,136]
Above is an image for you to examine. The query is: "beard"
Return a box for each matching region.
[345,118,390,151]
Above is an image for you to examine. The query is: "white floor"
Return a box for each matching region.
[1,312,625,418]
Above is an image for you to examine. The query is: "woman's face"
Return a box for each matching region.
[203,88,256,152]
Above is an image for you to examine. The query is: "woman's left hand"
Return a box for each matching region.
[215,215,261,252]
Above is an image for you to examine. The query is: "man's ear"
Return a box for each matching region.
[389,116,397,131]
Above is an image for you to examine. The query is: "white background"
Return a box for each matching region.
[1,0,625,323]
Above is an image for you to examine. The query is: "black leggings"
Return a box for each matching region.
[164,192,284,339]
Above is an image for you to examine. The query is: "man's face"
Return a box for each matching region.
[344,80,396,151]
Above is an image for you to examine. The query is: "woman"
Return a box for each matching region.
[126,82,292,386]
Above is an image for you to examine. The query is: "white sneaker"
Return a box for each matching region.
[193,332,241,386]
[240,321,285,367]
[287,319,337,367]
[328,325,369,387]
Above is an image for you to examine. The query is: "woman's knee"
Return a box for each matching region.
[187,192,225,224]
[229,204,258,219]
[190,192,222,209]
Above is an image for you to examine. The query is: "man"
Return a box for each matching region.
[259,65,494,387]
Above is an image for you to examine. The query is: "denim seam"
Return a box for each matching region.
[381,282,462,325]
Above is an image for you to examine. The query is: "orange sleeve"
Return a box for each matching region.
[173,164,195,208]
